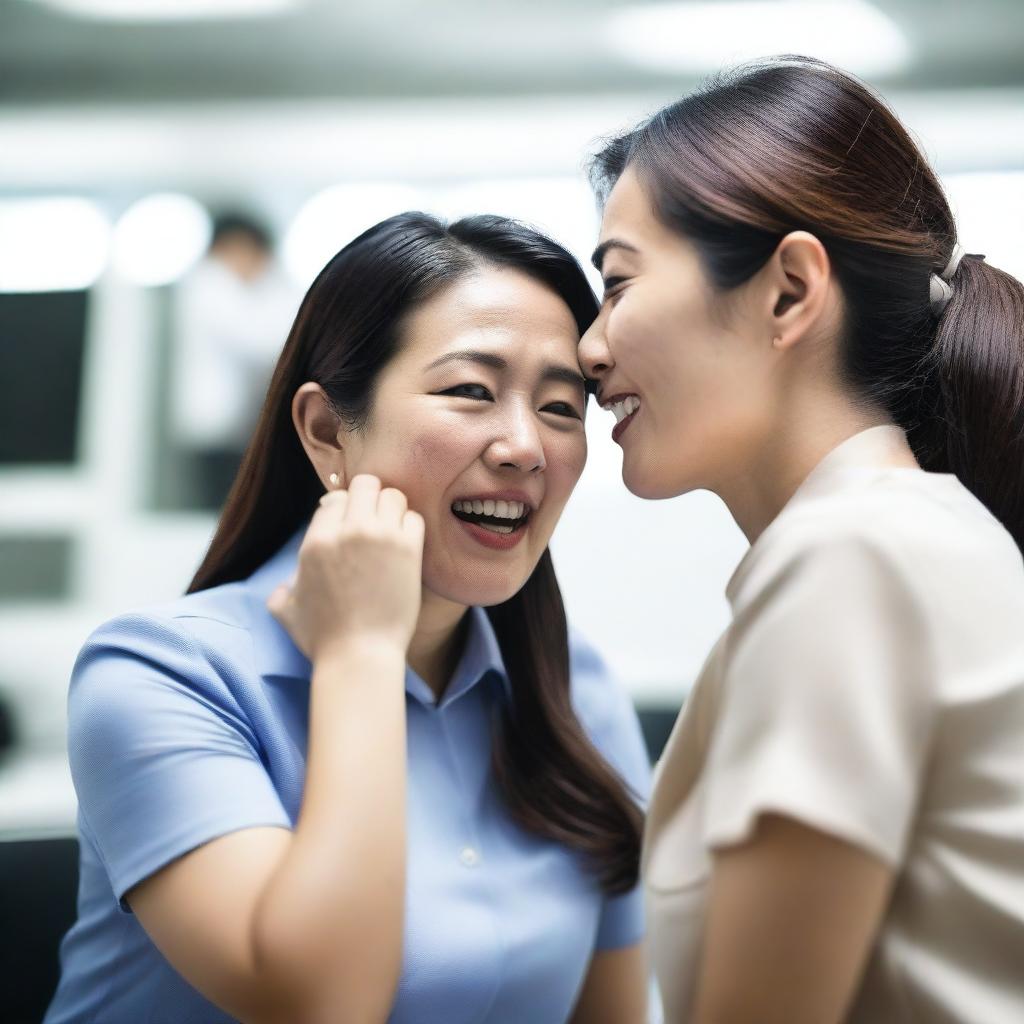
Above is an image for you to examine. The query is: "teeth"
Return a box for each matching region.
[603,395,640,423]
[452,499,526,519]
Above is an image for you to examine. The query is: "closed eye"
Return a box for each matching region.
[602,275,627,299]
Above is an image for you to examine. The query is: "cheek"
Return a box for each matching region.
[561,434,588,483]
[409,428,461,466]
[533,434,587,535]
[345,438,443,524]
[606,301,650,363]
[392,427,477,502]
[611,292,727,402]
[543,435,586,505]
[607,288,689,381]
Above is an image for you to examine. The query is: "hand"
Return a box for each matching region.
[266,474,425,663]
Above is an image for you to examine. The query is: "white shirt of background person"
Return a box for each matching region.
[170,230,301,452]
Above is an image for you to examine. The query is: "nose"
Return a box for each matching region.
[578,310,613,384]
[486,402,546,474]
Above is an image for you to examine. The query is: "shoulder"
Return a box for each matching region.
[70,582,263,721]
[567,624,652,802]
[83,582,254,651]
[730,515,904,618]
[719,494,938,700]
[738,472,1023,629]
[733,475,998,613]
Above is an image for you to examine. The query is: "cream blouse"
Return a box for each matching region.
[643,425,1024,1023]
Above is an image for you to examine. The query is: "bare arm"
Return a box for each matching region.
[127,476,424,1023]
[692,813,895,1024]
[569,942,648,1024]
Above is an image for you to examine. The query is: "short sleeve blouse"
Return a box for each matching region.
[643,426,1024,1023]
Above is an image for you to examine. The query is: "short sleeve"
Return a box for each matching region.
[569,626,652,951]
[703,533,937,868]
[67,613,291,912]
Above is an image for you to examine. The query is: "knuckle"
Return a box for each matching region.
[340,521,374,542]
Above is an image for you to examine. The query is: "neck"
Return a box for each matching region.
[716,395,916,545]
[407,590,470,701]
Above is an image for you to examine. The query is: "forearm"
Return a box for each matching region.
[252,638,408,1022]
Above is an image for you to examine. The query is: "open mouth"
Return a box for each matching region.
[450,500,532,535]
[602,394,641,442]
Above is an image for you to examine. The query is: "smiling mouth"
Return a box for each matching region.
[451,505,532,535]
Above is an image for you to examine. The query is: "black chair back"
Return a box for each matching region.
[1,836,79,1024]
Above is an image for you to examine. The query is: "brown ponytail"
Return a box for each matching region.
[925,255,1024,548]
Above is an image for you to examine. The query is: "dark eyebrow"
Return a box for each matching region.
[424,349,587,391]
[591,238,640,273]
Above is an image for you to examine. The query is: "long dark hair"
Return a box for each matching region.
[187,211,643,893]
[590,56,1024,552]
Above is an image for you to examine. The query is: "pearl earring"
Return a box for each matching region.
[329,472,340,488]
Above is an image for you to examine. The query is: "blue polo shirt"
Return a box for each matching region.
[45,521,651,1024]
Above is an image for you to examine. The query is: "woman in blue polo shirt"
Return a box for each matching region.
[46,212,650,1023]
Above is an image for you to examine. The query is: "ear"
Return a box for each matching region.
[764,231,833,352]
[291,382,349,489]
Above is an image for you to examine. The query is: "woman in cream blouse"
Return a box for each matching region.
[579,57,1024,1023]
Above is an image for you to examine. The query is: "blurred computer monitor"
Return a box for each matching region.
[0,290,88,466]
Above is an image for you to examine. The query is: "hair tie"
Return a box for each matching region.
[930,243,986,315]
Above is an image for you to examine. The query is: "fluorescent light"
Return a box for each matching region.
[604,0,911,78]
[33,0,299,20]
[111,193,211,286]
[942,172,1024,284]
[0,198,110,293]
[282,183,427,287]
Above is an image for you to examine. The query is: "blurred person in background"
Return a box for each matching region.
[45,212,650,1024]
[170,211,299,510]
[580,56,1024,1024]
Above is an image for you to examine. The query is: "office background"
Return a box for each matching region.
[1,0,1022,1016]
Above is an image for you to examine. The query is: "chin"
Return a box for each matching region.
[425,566,531,608]
[623,457,697,500]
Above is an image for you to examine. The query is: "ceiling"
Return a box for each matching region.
[2,0,1023,106]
